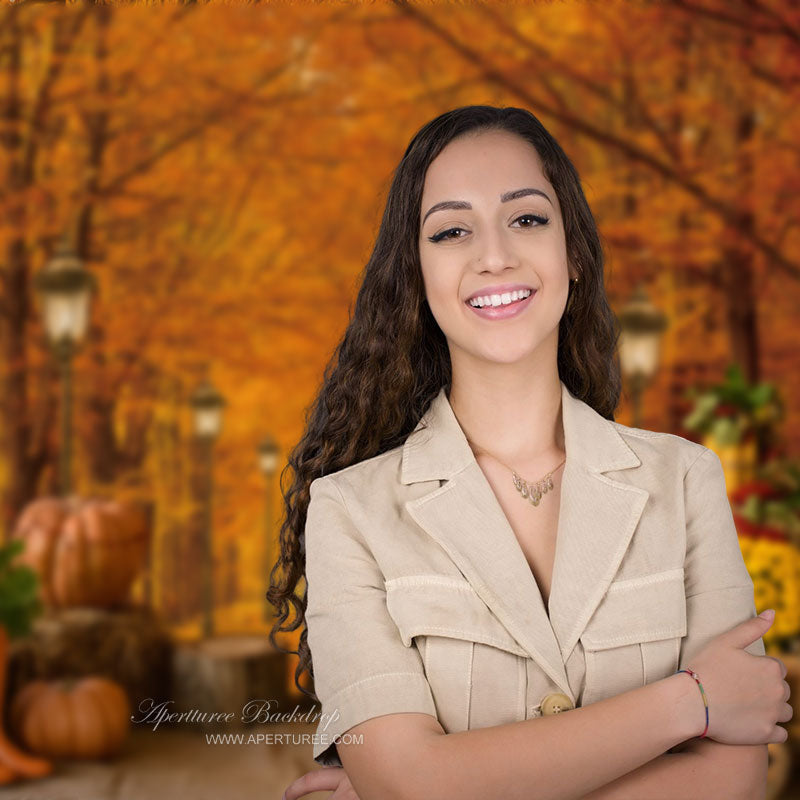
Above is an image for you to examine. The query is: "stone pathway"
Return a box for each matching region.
[0,723,326,800]
[2,722,800,800]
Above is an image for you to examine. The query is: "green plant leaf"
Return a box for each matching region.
[711,416,741,444]
[742,495,763,522]
[749,383,774,408]
[0,538,24,572]
[0,539,43,638]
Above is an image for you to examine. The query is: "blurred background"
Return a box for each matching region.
[0,1,798,798]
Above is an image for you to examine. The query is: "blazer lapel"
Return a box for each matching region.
[401,380,649,700]
[547,386,650,670]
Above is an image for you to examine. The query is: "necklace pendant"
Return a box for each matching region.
[503,459,564,509]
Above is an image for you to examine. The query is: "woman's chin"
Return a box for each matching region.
[455,342,548,368]
[445,322,558,365]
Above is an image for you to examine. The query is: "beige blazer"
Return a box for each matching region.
[304,380,764,767]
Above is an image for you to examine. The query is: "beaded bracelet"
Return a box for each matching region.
[675,667,709,738]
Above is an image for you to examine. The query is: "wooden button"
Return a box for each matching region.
[541,692,574,715]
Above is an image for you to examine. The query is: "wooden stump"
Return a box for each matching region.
[171,636,292,731]
[4,604,173,727]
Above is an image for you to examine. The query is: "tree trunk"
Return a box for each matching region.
[1,11,38,540]
[715,29,760,384]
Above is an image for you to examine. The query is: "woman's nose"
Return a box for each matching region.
[474,228,520,272]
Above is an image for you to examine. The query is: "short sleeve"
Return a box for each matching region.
[304,476,437,767]
[678,447,765,671]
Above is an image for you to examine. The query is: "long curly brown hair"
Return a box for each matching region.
[266,104,621,700]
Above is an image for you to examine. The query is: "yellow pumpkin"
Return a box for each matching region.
[11,496,150,609]
[10,676,131,759]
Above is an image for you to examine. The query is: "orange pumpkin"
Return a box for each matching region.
[10,676,131,760]
[0,626,53,783]
[11,496,150,609]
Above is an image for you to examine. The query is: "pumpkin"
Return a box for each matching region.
[11,496,150,609]
[0,625,53,783]
[10,676,131,760]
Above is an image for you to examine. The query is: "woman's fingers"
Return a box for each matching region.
[284,766,348,800]
[766,655,788,678]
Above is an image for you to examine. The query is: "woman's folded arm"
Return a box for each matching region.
[578,739,767,800]
[337,671,723,800]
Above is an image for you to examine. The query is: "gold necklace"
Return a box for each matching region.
[468,441,566,507]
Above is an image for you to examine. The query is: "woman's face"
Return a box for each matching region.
[418,129,574,369]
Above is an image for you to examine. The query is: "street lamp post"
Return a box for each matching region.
[618,284,668,428]
[33,236,96,496]
[190,378,225,639]
[257,435,280,624]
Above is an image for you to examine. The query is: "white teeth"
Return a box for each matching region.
[468,288,532,308]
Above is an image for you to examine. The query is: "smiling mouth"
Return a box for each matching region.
[466,288,533,309]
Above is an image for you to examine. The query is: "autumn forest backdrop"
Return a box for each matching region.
[0,1,799,794]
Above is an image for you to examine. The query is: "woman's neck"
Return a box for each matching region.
[447,371,565,472]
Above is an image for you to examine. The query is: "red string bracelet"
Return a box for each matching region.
[675,667,709,739]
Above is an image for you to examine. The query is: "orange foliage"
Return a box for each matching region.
[0,2,797,636]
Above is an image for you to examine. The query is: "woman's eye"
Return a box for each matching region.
[427,227,466,243]
[513,213,550,228]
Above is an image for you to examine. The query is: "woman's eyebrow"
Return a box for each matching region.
[422,187,553,224]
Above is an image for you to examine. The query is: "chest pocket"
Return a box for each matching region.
[580,568,687,705]
[385,576,528,733]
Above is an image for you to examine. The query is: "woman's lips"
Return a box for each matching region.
[465,290,536,320]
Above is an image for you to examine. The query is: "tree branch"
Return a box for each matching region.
[670,0,800,44]
[389,0,800,281]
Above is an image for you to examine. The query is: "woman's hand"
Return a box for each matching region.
[686,611,792,745]
[283,766,362,800]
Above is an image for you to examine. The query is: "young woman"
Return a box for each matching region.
[272,105,792,800]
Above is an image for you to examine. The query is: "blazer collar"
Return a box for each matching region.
[401,380,639,483]
[400,380,649,701]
